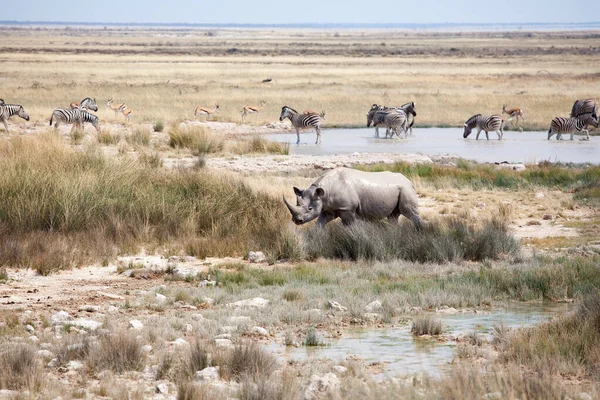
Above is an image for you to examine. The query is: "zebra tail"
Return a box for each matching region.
[49,114,53,126]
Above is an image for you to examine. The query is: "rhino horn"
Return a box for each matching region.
[282,195,301,216]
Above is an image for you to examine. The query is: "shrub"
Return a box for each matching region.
[97,129,121,145]
[87,332,145,373]
[168,124,224,154]
[233,136,290,155]
[126,126,151,146]
[182,340,210,379]
[411,316,442,336]
[304,328,323,346]
[70,128,84,145]
[153,121,165,132]
[0,345,44,391]
[224,343,276,381]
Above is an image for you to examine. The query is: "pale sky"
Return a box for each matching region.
[3,0,599,25]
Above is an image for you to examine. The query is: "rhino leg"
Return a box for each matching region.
[339,211,357,226]
[387,212,400,225]
[317,212,336,228]
[398,190,422,229]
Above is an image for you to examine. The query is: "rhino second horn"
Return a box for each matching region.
[282,196,301,216]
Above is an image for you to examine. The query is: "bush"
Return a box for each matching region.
[233,135,290,155]
[126,126,151,146]
[153,121,165,132]
[304,217,520,263]
[97,129,121,145]
[0,345,44,391]
[87,332,145,373]
[224,343,276,381]
[168,124,224,154]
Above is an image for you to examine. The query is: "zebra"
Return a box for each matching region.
[279,106,323,144]
[374,109,408,138]
[399,102,417,135]
[0,104,30,133]
[570,99,598,120]
[463,114,504,140]
[50,107,100,133]
[0,99,4,105]
[547,114,598,141]
[366,104,387,137]
[70,97,98,112]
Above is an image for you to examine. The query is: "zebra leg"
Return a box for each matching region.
[315,127,321,144]
[497,129,503,140]
[485,131,490,140]
[1,119,8,133]
[584,129,590,140]
[295,127,301,145]
[475,128,482,140]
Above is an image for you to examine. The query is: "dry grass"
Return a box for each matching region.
[97,128,122,145]
[126,125,151,146]
[411,316,443,336]
[1,28,599,130]
[87,332,146,373]
[0,344,45,391]
[168,123,225,154]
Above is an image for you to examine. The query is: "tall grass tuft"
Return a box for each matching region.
[168,123,224,154]
[87,332,145,373]
[304,217,520,263]
[411,316,443,336]
[0,345,45,391]
[70,128,84,145]
[232,135,290,155]
[126,125,151,146]
[97,128,122,145]
[221,342,277,382]
[153,120,165,132]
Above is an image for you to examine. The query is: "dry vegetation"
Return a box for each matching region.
[1,27,599,130]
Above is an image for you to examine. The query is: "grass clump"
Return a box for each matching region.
[169,124,224,154]
[0,344,44,391]
[304,328,324,346]
[411,316,443,336]
[304,217,520,263]
[233,135,290,155]
[153,120,165,132]
[97,128,121,145]
[70,128,84,145]
[87,332,145,373]
[222,342,277,381]
[126,126,151,146]
[182,340,210,379]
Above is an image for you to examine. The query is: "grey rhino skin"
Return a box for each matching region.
[283,167,422,228]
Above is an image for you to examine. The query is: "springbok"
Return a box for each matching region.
[241,100,266,122]
[502,104,525,125]
[121,106,133,124]
[194,104,220,119]
[106,98,126,120]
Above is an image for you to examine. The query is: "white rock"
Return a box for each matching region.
[172,338,189,347]
[129,320,144,330]
[155,383,169,395]
[228,297,269,309]
[577,394,593,400]
[67,360,84,371]
[476,202,487,209]
[201,297,215,306]
[142,345,153,353]
[24,324,35,333]
[482,392,502,400]
[215,338,233,349]
[328,300,347,312]
[183,324,193,333]
[47,358,59,368]
[365,300,382,312]
[28,335,39,342]
[220,326,237,334]
[535,192,545,198]
[40,343,52,349]
[72,319,103,331]
[250,326,269,336]
[304,373,340,400]
[195,366,219,382]
[190,313,206,321]
[363,313,381,322]
[155,293,168,304]
[248,251,266,263]
[227,316,252,326]
[436,306,458,315]
[97,291,124,300]
[51,311,72,325]
[106,306,119,314]
[36,350,55,359]
[215,333,232,339]
[79,305,101,312]
[332,365,348,375]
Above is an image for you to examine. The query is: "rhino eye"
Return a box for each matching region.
[308,207,313,211]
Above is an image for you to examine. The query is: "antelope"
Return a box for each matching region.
[194,104,220,119]
[106,98,126,120]
[303,110,326,120]
[241,100,266,122]
[502,104,525,125]
[121,106,133,123]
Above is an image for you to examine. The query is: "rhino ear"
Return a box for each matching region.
[315,188,325,198]
[293,187,303,196]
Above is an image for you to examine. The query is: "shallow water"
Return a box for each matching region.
[264,128,600,164]
[265,302,573,378]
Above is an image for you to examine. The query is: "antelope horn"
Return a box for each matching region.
[282,196,301,216]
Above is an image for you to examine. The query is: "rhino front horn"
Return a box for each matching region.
[282,195,300,216]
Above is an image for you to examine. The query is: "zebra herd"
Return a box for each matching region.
[0,96,598,143]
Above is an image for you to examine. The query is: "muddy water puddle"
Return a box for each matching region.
[266,302,573,377]
[264,128,600,164]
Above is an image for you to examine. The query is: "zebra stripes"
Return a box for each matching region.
[50,107,100,132]
[0,104,30,133]
[70,97,98,112]
[570,99,598,119]
[463,114,504,140]
[547,114,598,141]
[279,106,323,144]
[367,104,409,138]
[399,102,417,134]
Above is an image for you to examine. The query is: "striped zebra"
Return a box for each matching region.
[0,104,30,133]
[279,106,323,144]
[0,99,4,105]
[366,104,387,137]
[50,107,100,133]
[367,105,408,138]
[547,114,598,141]
[570,99,599,119]
[463,114,504,140]
[70,97,98,112]
[399,102,417,135]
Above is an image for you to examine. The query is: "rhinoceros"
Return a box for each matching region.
[283,167,422,228]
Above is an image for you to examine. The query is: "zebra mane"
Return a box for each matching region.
[282,106,298,114]
[465,114,482,126]
[400,102,415,108]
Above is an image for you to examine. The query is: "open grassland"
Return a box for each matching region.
[1,27,599,130]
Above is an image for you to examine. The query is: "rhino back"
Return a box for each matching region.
[317,168,417,217]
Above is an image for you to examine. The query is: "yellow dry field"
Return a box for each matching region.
[1,27,599,130]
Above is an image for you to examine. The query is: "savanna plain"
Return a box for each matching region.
[1,26,600,400]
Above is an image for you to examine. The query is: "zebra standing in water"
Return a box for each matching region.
[399,102,417,135]
[0,103,30,133]
[50,107,100,133]
[279,106,323,144]
[463,114,504,140]
[70,97,98,112]
[367,105,408,138]
[548,114,598,141]
[570,99,598,119]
